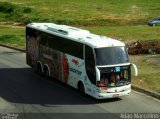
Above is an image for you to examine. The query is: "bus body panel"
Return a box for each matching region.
[26,26,92,89]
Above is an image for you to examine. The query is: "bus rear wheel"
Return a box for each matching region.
[78,82,85,95]
[44,66,50,79]
[37,63,43,77]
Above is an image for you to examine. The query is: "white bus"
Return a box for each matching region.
[26,23,138,99]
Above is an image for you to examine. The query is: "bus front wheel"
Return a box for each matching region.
[78,82,85,95]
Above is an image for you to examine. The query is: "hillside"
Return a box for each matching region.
[1,0,160,26]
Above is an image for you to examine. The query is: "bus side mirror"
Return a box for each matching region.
[95,67,100,81]
[131,63,138,76]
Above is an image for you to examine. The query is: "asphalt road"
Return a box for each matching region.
[0,46,160,119]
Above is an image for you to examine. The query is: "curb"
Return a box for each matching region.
[0,44,160,100]
[132,85,160,100]
[0,44,26,53]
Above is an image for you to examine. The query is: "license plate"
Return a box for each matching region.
[113,94,119,98]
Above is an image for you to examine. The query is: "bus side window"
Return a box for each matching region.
[85,45,96,85]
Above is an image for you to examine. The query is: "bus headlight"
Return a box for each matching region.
[97,87,109,93]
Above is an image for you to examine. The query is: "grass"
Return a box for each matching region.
[0,25,25,49]
[83,26,160,42]
[0,1,38,24]
[1,0,160,25]
[130,55,160,93]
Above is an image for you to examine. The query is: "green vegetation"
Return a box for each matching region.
[130,55,160,93]
[0,25,25,49]
[84,26,160,42]
[1,0,160,25]
[0,1,37,24]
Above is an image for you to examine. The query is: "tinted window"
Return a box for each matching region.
[39,32,83,59]
[40,32,47,45]
[26,27,39,39]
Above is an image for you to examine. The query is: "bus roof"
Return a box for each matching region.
[27,23,125,48]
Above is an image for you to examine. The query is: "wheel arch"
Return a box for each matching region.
[77,80,86,94]
[43,64,51,77]
[36,61,43,73]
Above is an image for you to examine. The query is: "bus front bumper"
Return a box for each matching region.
[95,89,131,99]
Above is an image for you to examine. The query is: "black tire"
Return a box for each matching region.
[78,82,85,95]
[37,64,43,77]
[44,66,50,79]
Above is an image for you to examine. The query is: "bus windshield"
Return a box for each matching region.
[95,47,129,65]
